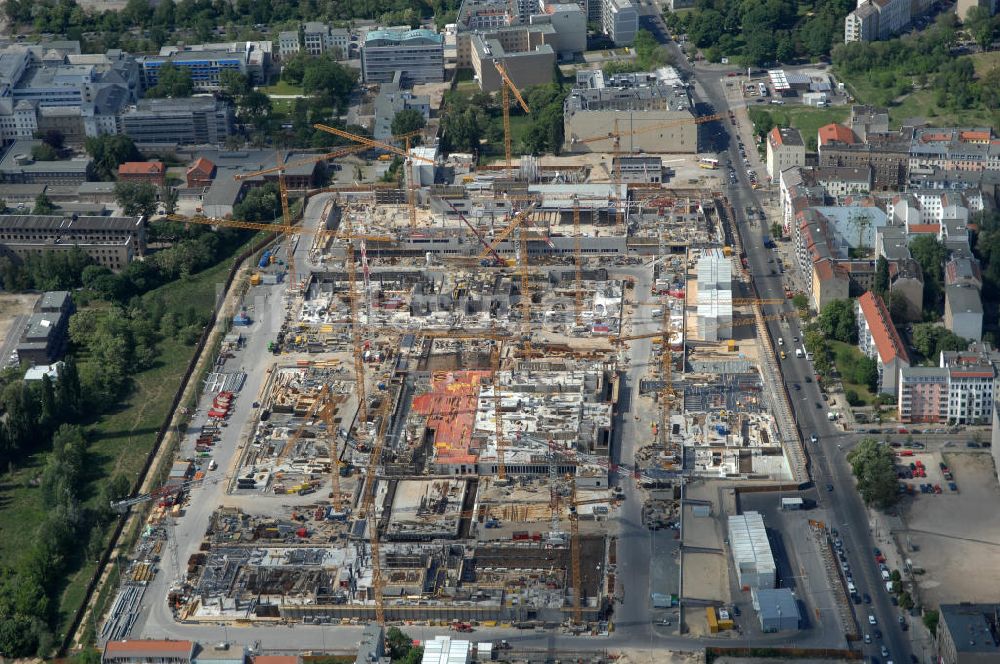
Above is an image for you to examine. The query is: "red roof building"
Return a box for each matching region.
[118,161,166,186]
[817,123,857,146]
[856,291,910,396]
[186,157,216,188]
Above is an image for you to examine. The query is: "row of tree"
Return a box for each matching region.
[6,0,462,54]
[664,0,856,65]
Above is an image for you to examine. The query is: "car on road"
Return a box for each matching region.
[864,633,871,643]
[810,434,818,442]
[793,383,801,391]
[869,614,877,625]
[863,593,872,604]
[826,483,834,492]
[816,402,823,409]
[881,646,889,658]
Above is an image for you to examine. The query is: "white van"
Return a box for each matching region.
[795,348,803,358]
[209,459,218,471]
[847,581,856,594]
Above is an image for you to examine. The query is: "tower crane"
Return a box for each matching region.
[475,204,537,261]
[493,60,531,179]
[313,124,434,228]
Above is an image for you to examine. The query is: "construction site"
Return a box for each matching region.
[99,73,808,645]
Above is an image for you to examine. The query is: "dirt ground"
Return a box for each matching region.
[900,451,1000,607]
[0,293,39,339]
[615,650,705,664]
[683,551,730,603]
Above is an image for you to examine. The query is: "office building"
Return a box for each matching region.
[139,41,271,91]
[0,140,92,184]
[455,0,589,91]
[361,29,444,84]
[372,77,431,142]
[564,69,695,153]
[856,291,911,396]
[766,127,806,180]
[0,213,145,270]
[937,603,1000,664]
[728,511,775,590]
[613,155,664,183]
[120,97,234,145]
[15,291,73,366]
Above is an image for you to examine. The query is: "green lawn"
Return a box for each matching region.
[758,106,851,147]
[836,65,998,129]
[259,80,306,96]
[0,244,252,640]
[829,339,877,406]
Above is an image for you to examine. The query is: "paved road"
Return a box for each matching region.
[684,57,916,663]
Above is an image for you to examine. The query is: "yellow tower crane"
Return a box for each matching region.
[313,124,434,228]
[493,60,531,179]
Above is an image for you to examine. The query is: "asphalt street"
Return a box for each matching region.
[675,41,917,662]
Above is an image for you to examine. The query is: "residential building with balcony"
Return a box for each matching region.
[856,290,911,395]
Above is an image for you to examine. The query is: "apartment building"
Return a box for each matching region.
[818,124,911,190]
[908,127,1000,173]
[600,0,638,46]
[856,291,911,395]
[470,31,555,92]
[564,69,695,153]
[361,29,444,84]
[899,343,1000,424]
[766,127,806,180]
[845,0,911,42]
[120,97,234,145]
[945,284,983,342]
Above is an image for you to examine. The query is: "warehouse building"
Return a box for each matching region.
[727,511,775,590]
[102,640,195,664]
[751,588,801,632]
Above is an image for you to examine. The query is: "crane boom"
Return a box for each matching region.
[441,198,505,264]
[476,204,537,260]
[313,124,434,163]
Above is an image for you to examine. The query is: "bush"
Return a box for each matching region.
[845,389,862,407]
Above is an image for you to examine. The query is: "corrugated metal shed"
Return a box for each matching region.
[727,511,776,589]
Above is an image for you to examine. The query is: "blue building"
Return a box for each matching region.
[139,41,271,92]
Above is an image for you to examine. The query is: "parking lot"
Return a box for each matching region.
[898,451,1000,608]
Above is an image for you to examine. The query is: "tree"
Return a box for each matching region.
[856,355,880,393]
[909,235,947,311]
[218,69,250,101]
[114,181,159,217]
[911,323,969,361]
[818,299,857,343]
[31,143,58,161]
[85,135,142,180]
[32,193,55,215]
[236,90,272,131]
[40,129,64,151]
[145,63,193,98]
[923,609,939,635]
[845,389,862,406]
[886,289,909,323]
[233,182,280,222]
[873,256,889,296]
[770,222,783,239]
[847,438,899,509]
[791,293,809,312]
[161,186,178,215]
[391,109,426,138]
[386,626,412,660]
